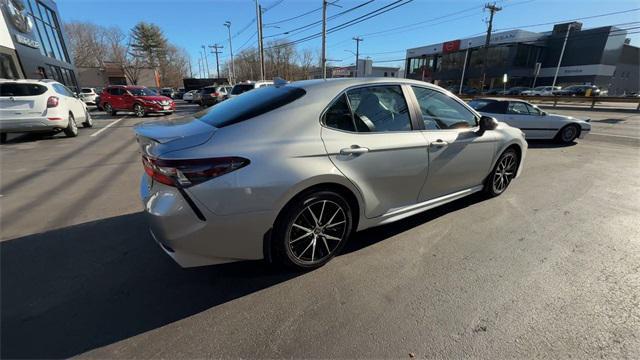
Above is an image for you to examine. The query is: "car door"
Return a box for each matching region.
[505,101,555,139]
[321,84,429,219]
[408,86,497,201]
[63,85,86,121]
[121,89,136,110]
[523,102,559,139]
[108,87,124,109]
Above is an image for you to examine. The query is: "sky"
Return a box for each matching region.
[57,0,640,75]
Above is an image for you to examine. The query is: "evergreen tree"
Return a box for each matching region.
[129,22,167,67]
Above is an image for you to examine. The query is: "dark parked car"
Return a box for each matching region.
[160,88,176,99]
[198,85,232,107]
[485,88,504,95]
[502,87,531,95]
[445,85,479,95]
[553,84,601,96]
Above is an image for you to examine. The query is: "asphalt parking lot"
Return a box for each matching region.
[1,101,639,358]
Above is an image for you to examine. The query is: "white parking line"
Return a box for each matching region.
[90,116,128,137]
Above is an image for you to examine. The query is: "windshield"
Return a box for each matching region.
[128,88,157,96]
[231,84,255,95]
[196,86,306,128]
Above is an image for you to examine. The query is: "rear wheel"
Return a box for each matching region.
[485,148,519,197]
[556,124,579,144]
[83,108,93,128]
[63,113,78,138]
[273,191,353,270]
[0,133,7,144]
[134,103,146,118]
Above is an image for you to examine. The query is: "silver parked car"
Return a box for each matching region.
[135,78,527,270]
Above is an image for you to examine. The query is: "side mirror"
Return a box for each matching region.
[478,115,498,134]
[73,92,79,98]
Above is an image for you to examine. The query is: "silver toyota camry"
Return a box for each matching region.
[135,78,527,270]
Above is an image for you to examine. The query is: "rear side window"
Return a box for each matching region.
[1,83,47,96]
[81,88,93,93]
[197,86,306,128]
[468,99,505,114]
[231,84,255,95]
[323,94,355,132]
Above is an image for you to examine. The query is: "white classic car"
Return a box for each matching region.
[468,98,591,143]
[520,86,561,96]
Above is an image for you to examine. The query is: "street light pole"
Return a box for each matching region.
[224,21,235,84]
[201,45,210,78]
[552,23,572,88]
[353,36,362,77]
[321,0,327,79]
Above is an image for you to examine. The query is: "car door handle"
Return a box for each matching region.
[429,139,449,148]
[340,145,369,155]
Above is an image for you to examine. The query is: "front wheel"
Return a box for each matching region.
[556,124,579,144]
[63,113,78,138]
[134,104,146,118]
[485,148,519,197]
[83,108,93,128]
[273,191,353,270]
[103,103,117,116]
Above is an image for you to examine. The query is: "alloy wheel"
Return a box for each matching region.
[287,200,347,264]
[492,152,517,193]
[104,103,112,113]
[134,104,145,117]
[561,126,577,142]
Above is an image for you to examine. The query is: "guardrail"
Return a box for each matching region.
[457,95,640,111]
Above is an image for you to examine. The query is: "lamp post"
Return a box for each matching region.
[224,21,235,84]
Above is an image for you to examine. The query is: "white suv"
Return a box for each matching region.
[80,87,98,104]
[0,79,93,142]
[228,80,274,99]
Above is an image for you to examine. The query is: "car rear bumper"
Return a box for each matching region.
[140,174,273,267]
[0,117,67,133]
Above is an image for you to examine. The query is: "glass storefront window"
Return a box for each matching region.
[25,0,69,63]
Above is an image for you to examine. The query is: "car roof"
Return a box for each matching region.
[288,77,446,93]
[472,97,528,103]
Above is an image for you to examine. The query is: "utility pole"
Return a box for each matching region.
[209,44,224,80]
[224,21,235,84]
[321,0,327,79]
[353,36,363,77]
[552,23,572,88]
[256,1,265,80]
[201,45,210,78]
[480,2,501,92]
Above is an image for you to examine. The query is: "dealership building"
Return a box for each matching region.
[1,0,77,89]
[405,22,640,95]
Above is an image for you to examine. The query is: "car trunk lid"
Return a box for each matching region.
[135,118,216,157]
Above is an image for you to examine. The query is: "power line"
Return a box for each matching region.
[263,0,285,12]
[263,0,375,39]
[264,5,323,25]
[236,31,258,52]
[265,0,414,50]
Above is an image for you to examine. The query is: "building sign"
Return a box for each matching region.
[14,33,39,48]
[5,0,33,33]
[443,40,461,54]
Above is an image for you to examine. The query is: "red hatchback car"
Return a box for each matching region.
[99,86,175,117]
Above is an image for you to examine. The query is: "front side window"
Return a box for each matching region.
[524,103,542,115]
[507,102,529,115]
[411,86,477,130]
[346,85,411,132]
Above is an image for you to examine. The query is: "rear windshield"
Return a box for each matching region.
[1,83,47,96]
[202,87,216,94]
[81,88,93,93]
[468,99,494,110]
[196,86,306,128]
[231,84,255,95]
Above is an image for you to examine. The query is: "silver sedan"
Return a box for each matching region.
[135,78,527,270]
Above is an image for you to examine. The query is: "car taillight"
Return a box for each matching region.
[47,96,59,108]
[212,92,219,97]
[141,156,249,187]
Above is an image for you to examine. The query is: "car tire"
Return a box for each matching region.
[0,133,7,144]
[134,103,146,118]
[104,103,117,116]
[556,124,579,144]
[83,108,94,128]
[273,190,353,271]
[484,148,519,197]
[63,113,79,138]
